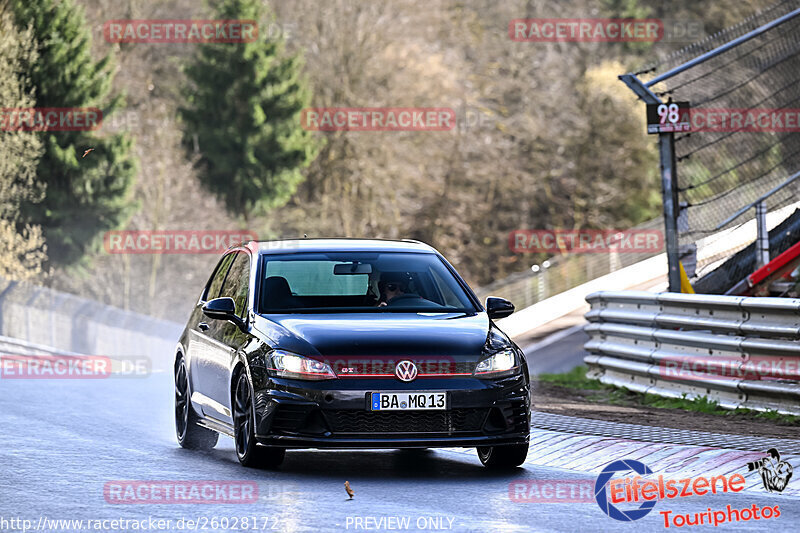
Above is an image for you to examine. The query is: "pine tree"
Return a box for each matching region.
[180,0,320,221]
[11,0,138,267]
[0,5,45,279]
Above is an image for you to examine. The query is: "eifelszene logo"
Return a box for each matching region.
[746,449,793,493]
[595,459,657,521]
[595,456,788,528]
[594,458,750,523]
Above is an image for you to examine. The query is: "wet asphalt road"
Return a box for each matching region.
[520,326,589,376]
[3,354,799,533]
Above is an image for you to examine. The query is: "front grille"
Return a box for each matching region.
[330,360,476,377]
[324,408,488,435]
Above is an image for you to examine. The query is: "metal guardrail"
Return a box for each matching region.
[583,291,800,415]
[0,334,80,357]
[0,276,183,364]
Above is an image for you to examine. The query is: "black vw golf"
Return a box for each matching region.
[174,239,531,468]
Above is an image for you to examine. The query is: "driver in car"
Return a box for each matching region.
[377,272,439,308]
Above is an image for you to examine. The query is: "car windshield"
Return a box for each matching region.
[258,252,477,314]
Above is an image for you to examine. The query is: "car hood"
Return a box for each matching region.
[253,312,492,358]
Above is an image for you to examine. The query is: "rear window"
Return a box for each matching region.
[258,251,476,313]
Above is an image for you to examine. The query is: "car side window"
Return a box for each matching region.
[219,252,250,318]
[204,253,235,301]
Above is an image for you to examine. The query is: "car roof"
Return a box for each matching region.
[243,238,438,255]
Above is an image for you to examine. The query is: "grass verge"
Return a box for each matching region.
[537,365,800,425]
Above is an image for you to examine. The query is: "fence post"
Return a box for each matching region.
[660,132,682,292]
[0,280,18,335]
[525,275,534,307]
[755,200,770,268]
[619,73,682,292]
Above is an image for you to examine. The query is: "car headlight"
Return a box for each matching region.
[267,350,336,380]
[474,348,520,378]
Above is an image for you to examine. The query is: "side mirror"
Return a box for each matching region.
[202,297,247,331]
[485,297,514,320]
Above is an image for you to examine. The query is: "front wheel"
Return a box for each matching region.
[233,371,285,468]
[477,443,528,468]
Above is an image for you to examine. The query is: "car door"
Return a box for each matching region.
[187,252,235,421]
[203,250,253,422]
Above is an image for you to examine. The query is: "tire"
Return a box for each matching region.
[233,370,285,468]
[175,357,218,450]
[477,443,528,468]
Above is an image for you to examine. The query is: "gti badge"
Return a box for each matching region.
[395,360,418,382]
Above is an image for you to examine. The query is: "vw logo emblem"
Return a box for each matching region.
[395,360,418,382]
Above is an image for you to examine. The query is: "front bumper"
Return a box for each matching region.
[251,374,530,449]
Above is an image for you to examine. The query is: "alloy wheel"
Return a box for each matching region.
[175,360,189,440]
[233,372,253,459]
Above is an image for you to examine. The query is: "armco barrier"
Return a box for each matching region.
[0,277,182,364]
[583,291,800,415]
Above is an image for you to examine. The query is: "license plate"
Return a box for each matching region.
[370,392,447,411]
